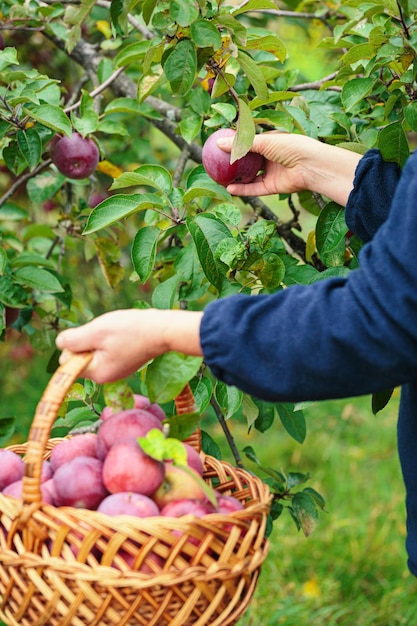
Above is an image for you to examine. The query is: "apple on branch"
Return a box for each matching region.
[50,132,100,180]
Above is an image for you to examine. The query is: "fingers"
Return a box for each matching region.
[56,323,95,354]
[226,176,269,197]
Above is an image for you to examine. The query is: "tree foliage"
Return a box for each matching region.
[0,0,415,533]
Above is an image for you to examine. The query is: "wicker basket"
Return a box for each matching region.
[0,352,271,626]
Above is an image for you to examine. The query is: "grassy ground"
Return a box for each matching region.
[1,337,416,625]
[234,392,417,626]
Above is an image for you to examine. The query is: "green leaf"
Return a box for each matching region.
[242,393,260,429]
[0,47,19,73]
[246,34,286,63]
[201,430,222,459]
[151,274,180,309]
[0,276,28,307]
[131,225,160,283]
[341,43,378,64]
[26,170,66,204]
[83,193,163,234]
[232,0,277,15]
[109,0,126,35]
[103,380,134,412]
[164,413,201,441]
[163,39,197,96]
[378,122,409,168]
[215,381,243,419]
[17,127,42,171]
[11,253,55,270]
[230,98,256,163]
[190,376,213,414]
[183,172,231,202]
[14,267,65,293]
[292,491,320,537]
[111,165,172,194]
[187,213,233,289]
[0,248,7,275]
[315,202,348,267]
[170,0,199,27]
[276,403,306,444]
[190,18,222,49]
[114,41,151,68]
[341,77,375,112]
[0,417,15,446]
[259,253,285,289]
[23,104,72,137]
[104,97,142,114]
[53,407,97,431]
[138,428,188,464]
[145,352,203,404]
[236,50,268,100]
[253,399,275,433]
[372,388,394,415]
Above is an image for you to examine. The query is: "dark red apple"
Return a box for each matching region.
[202,128,265,187]
[50,132,100,180]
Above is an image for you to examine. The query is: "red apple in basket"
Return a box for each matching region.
[97,492,160,517]
[3,478,56,505]
[0,449,24,491]
[102,438,165,496]
[183,443,204,476]
[53,456,108,509]
[50,433,98,471]
[100,395,166,422]
[152,464,206,509]
[216,494,244,514]
[96,409,163,459]
[160,499,215,518]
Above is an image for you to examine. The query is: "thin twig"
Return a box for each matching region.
[0,158,51,207]
[64,66,127,113]
[210,396,245,468]
[172,144,191,187]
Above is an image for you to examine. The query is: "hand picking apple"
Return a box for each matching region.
[55,132,361,389]
[202,128,265,187]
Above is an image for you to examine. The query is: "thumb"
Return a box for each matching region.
[56,325,93,352]
[216,136,234,153]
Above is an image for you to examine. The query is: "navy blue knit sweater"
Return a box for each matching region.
[200,148,417,576]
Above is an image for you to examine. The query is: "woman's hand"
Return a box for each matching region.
[56,308,203,384]
[217,132,363,207]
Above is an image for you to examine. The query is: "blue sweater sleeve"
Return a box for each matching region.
[200,150,417,402]
[345,149,401,241]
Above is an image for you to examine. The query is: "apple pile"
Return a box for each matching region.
[0,393,243,526]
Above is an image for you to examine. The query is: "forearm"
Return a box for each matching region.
[303,142,362,206]
[56,308,203,383]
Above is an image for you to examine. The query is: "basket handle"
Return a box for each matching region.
[22,351,200,506]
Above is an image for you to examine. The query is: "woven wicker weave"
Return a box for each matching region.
[0,352,271,626]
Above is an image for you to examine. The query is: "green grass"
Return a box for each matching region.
[233,392,417,626]
[1,339,416,625]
